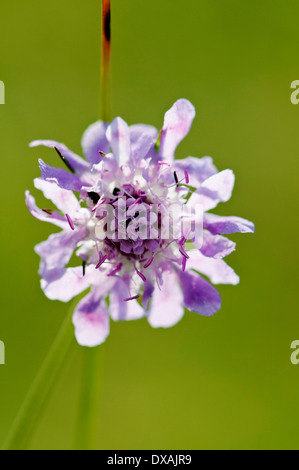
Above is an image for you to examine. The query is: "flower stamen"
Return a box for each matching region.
[95,253,108,269]
[54,147,76,174]
[179,244,189,259]
[184,170,189,184]
[135,267,146,282]
[66,213,75,230]
[124,295,140,302]
[143,256,154,268]
[107,263,122,276]
[92,197,106,212]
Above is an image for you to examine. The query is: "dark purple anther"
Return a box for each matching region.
[66,214,75,230]
[107,263,123,276]
[135,268,146,282]
[179,236,187,246]
[124,295,140,302]
[179,245,190,259]
[143,256,154,268]
[95,254,108,269]
[92,198,106,212]
[184,170,189,184]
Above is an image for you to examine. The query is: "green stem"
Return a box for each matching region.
[2,308,75,450]
[100,0,111,121]
[73,347,104,450]
[73,0,111,449]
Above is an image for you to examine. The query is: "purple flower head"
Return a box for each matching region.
[26,99,254,347]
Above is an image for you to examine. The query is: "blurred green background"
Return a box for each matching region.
[0,0,298,450]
